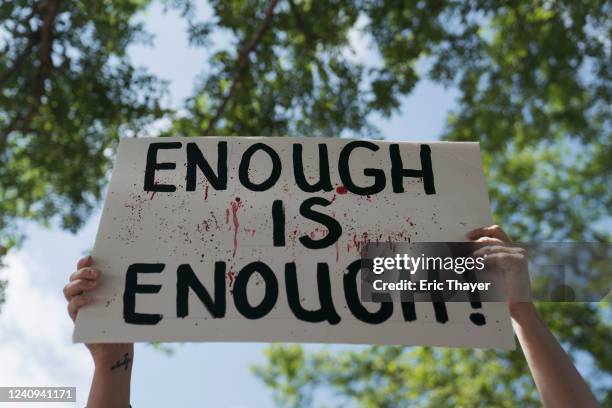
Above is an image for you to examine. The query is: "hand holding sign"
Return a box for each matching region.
[467,226,532,309]
[65,256,133,364]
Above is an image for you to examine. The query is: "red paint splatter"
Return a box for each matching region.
[230,198,243,257]
[204,181,209,201]
[332,211,339,262]
[352,233,362,253]
[344,231,372,255]
[208,211,220,230]
[336,185,348,194]
[149,181,160,200]
[335,239,339,262]
[225,208,230,224]
[197,219,211,232]
[227,271,236,287]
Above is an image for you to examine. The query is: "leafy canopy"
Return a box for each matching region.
[0,0,165,260]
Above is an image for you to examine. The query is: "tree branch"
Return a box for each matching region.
[1,0,61,145]
[0,40,35,88]
[287,0,327,85]
[203,0,280,135]
[0,10,38,89]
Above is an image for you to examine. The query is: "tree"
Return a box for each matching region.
[0,0,165,305]
[1,0,610,404]
[0,0,165,260]
[254,302,612,407]
[203,0,609,405]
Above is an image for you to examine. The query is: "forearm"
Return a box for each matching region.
[87,351,133,408]
[511,303,599,408]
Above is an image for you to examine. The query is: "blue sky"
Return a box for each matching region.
[0,3,457,407]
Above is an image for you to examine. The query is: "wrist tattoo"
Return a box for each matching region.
[110,353,132,371]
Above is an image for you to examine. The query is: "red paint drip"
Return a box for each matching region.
[336,185,348,195]
[227,271,236,287]
[149,181,159,200]
[352,233,361,253]
[333,211,339,262]
[204,182,209,201]
[362,231,369,244]
[345,231,372,255]
[231,198,242,257]
[225,208,230,224]
[335,240,339,262]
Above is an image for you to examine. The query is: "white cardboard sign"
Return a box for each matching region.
[74,137,514,349]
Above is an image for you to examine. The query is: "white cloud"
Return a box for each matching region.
[0,253,93,406]
[343,14,381,68]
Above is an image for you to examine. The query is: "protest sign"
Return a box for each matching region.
[73,137,514,349]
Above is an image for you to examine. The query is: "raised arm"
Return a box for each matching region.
[467,225,600,408]
[64,255,134,408]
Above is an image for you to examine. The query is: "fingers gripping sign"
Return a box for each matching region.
[467,228,532,304]
[65,256,98,321]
